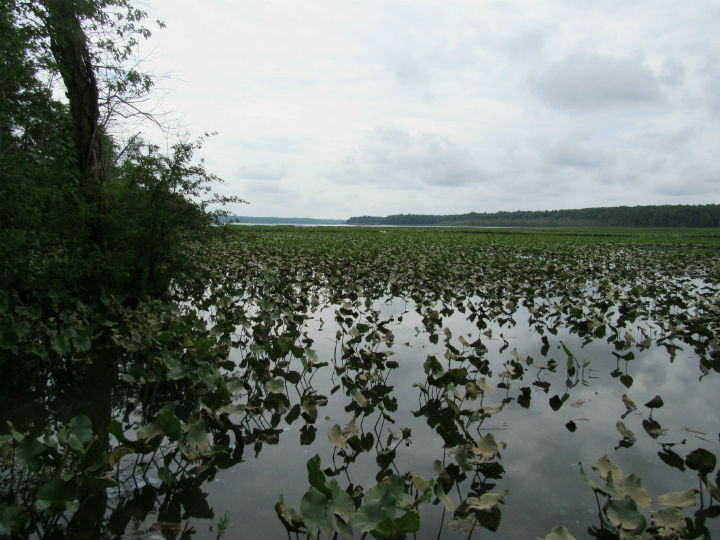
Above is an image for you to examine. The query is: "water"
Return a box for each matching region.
[185,297,719,539]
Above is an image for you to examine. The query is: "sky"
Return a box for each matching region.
[138,0,720,219]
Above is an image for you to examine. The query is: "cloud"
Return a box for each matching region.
[334,127,483,188]
[236,162,286,181]
[536,53,663,110]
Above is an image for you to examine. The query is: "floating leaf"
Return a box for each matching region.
[605,496,646,534]
[372,510,420,538]
[620,474,651,509]
[644,395,664,409]
[412,474,430,494]
[328,424,347,449]
[108,445,134,467]
[473,433,504,459]
[579,462,607,495]
[621,394,636,412]
[538,525,576,540]
[651,507,686,532]
[657,489,698,509]
[183,419,210,459]
[685,448,716,476]
[592,455,625,482]
[352,476,405,532]
[137,422,163,442]
[434,484,455,513]
[465,489,509,511]
[265,377,285,394]
[616,421,636,441]
[35,478,78,512]
[350,388,369,408]
[642,418,667,439]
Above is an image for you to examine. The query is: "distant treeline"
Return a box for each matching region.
[221,216,345,225]
[346,204,720,228]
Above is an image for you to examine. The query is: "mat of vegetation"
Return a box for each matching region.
[2,226,719,539]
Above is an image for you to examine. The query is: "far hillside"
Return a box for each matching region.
[346,204,719,228]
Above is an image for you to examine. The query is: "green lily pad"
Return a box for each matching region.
[605,496,646,533]
[644,395,664,409]
[372,511,420,539]
[685,448,716,476]
[351,476,405,532]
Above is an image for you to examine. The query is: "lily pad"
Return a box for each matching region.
[657,489,698,509]
[605,496,646,534]
[538,525,576,540]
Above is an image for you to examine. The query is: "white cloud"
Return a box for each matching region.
[535,54,662,110]
[137,0,720,218]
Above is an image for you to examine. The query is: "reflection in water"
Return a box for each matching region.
[2,231,719,539]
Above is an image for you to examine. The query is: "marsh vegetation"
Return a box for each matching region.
[3,226,719,539]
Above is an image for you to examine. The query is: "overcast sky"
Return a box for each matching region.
[140,0,719,219]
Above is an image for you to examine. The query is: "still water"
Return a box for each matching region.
[179,297,718,539]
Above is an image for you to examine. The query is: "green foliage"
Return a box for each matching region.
[346,204,720,228]
[277,455,423,540]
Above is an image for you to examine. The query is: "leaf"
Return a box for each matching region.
[372,511,420,539]
[0,505,28,532]
[352,477,405,532]
[108,445,134,467]
[434,484,455,513]
[137,422,163,442]
[35,478,78,512]
[685,448,716,476]
[657,489,698,509]
[157,403,181,440]
[620,474,651,509]
[642,418,667,439]
[616,421,636,441]
[328,424,347,449]
[306,455,331,498]
[16,436,47,471]
[538,525,576,540]
[183,419,210,459]
[473,433,504,459]
[465,489,509,511]
[592,455,625,482]
[644,395,664,409]
[651,507,686,532]
[412,474,430,494]
[300,487,333,538]
[579,462,607,495]
[328,481,356,527]
[621,394,636,412]
[265,377,285,394]
[350,388,369,408]
[605,496,646,534]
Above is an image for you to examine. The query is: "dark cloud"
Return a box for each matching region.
[536,53,662,110]
[335,127,483,187]
[237,163,286,181]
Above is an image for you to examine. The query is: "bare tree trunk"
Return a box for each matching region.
[43,0,104,187]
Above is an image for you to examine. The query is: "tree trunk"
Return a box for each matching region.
[43,0,104,187]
